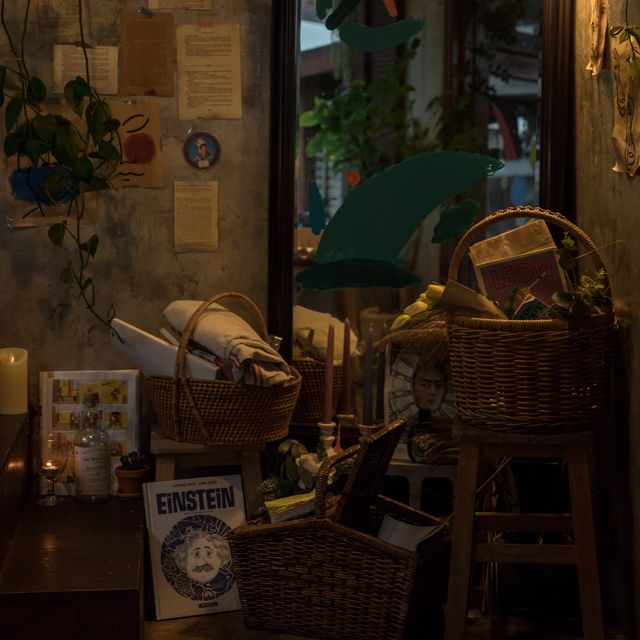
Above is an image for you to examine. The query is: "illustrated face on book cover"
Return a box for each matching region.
[174,529,231,584]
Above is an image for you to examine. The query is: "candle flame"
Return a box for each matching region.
[9,354,15,364]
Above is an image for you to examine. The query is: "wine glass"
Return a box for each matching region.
[38,433,68,507]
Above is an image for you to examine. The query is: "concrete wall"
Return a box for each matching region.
[574,2,638,635]
[0,2,272,410]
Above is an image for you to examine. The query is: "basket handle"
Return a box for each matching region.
[447,206,609,286]
[314,444,361,519]
[171,291,269,444]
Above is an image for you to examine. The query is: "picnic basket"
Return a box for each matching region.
[291,356,342,424]
[145,292,301,445]
[229,418,450,640]
[446,206,616,434]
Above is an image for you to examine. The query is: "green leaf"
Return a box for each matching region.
[71,157,94,182]
[3,132,20,156]
[52,122,80,165]
[80,234,99,256]
[0,66,6,107]
[610,25,624,36]
[103,118,120,133]
[32,114,58,144]
[619,30,630,43]
[299,110,319,127]
[59,264,75,284]
[48,222,68,246]
[5,98,23,132]
[81,277,94,291]
[86,100,112,144]
[42,171,71,203]
[629,58,640,78]
[27,76,47,103]
[96,139,121,163]
[431,198,479,243]
[24,139,48,167]
[78,175,109,194]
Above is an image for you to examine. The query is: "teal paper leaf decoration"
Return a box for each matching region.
[296,259,421,290]
[308,181,326,235]
[316,0,333,20]
[339,18,424,51]
[297,150,503,290]
[431,198,479,243]
[325,0,361,30]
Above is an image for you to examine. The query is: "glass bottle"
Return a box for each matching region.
[74,391,111,502]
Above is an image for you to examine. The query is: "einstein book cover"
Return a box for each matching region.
[143,474,246,620]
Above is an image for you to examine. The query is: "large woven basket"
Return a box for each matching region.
[146,292,301,445]
[446,206,616,434]
[291,356,342,424]
[230,420,450,640]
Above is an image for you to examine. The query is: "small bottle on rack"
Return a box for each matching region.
[74,391,111,502]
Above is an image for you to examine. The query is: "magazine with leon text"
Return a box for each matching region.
[143,474,246,620]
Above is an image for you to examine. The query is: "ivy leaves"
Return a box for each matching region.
[610,25,640,78]
[0,67,121,199]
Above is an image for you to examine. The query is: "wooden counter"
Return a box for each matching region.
[0,498,145,640]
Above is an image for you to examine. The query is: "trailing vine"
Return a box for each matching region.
[609,0,640,80]
[0,0,122,335]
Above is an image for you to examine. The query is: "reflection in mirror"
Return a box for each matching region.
[294,2,541,339]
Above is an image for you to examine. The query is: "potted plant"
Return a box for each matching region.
[115,451,150,499]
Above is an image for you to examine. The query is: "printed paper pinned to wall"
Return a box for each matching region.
[174,181,219,252]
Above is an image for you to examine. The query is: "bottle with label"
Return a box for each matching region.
[74,391,111,502]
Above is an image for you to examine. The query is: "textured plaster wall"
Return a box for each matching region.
[575,2,638,634]
[0,2,272,411]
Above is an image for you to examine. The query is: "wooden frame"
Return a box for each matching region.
[267,1,575,359]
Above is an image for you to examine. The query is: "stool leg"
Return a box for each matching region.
[240,449,263,517]
[567,443,604,640]
[154,454,176,481]
[445,441,480,640]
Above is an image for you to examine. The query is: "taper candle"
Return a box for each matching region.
[362,323,374,425]
[337,318,352,415]
[0,348,28,415]
[375,322,388,423]
[321,325,335,424]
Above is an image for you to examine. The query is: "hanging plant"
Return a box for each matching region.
[0,0,122,334]
[609,0,640,79]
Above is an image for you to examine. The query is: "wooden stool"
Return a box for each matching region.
[445,421,603,640]
[150,431,263,516]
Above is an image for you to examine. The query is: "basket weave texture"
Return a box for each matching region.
[229,419,449,640]
[146,292,301,445]
[446,206,616,434]
[291,356,342,424]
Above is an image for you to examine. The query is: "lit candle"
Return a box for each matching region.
[321,324,335,424]
[0,348,28,415]
[362,323,374,426]
[375,322,388,423]
[337,318,352,415]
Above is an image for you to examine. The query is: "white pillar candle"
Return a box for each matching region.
[0,348,28,415]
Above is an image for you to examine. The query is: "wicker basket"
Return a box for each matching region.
[446,206,616,434]
[291,356,343,424]
[146,292,301,445]
[229,419,450,640]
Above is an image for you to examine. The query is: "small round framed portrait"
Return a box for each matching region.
[183,132,220,169]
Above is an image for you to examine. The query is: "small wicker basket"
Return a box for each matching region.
[291,356,343,424]
[146,292,301,445]
[446,206,616,434]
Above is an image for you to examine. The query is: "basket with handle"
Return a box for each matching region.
[145,292,301,445]
[291,356,342,424]
[446,206,616,434]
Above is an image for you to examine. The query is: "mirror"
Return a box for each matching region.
[268,0,574,360]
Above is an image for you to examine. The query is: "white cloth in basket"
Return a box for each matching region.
[163,300,291,387]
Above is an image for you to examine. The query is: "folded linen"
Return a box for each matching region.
[163,300,291,386]
[293,305,360,362]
